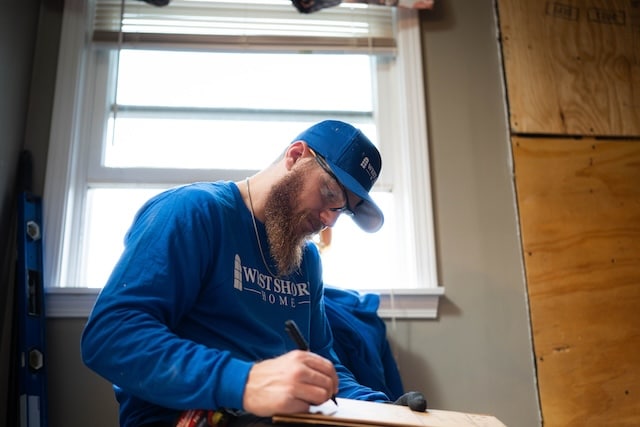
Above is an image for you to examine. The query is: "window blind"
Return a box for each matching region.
[92,0,397,54]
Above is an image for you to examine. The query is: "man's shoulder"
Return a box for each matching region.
[178,180,234,194]
[139,181,239,221]
[165,181,237,204]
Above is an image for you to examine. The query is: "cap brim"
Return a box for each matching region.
[351,198,384,233]
[327,161,384,233]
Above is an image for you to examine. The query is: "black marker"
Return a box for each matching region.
[285,319,338,406]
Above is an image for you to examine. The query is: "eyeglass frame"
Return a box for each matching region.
[308,148,355,217]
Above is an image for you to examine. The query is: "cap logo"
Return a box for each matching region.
[360,157,378,182]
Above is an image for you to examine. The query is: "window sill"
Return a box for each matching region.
[370,287,445,319]
[45,286,444,319]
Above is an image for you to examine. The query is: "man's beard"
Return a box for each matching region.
[264,162,319,277]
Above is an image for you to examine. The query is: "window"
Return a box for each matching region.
[44,0,443,318]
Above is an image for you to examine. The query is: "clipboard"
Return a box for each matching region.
[272,398,507,427]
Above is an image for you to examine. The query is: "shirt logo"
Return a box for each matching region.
[233,254,310,308]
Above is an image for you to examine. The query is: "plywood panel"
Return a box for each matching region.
[497,0,640,136]
[512,136,640,426]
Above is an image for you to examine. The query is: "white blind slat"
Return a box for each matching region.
[92,0,396,54]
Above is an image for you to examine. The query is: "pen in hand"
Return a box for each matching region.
[284,319,338,406]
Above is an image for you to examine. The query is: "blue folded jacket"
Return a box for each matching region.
[324,286,405,400]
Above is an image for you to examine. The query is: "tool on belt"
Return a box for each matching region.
[175,409,233,427]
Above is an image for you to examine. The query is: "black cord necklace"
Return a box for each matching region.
[246,178,280,278]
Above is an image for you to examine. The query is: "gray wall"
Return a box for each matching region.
[395,1,540,423]
[1,0,44,424]
[2,0,541,426]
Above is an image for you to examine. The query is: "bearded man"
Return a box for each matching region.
[81,120,425,427]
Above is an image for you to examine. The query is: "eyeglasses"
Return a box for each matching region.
[308,148,355,217]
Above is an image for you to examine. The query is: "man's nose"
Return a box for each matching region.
[319,209,341,228]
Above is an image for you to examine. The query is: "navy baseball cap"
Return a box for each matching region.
[292,120,384,233]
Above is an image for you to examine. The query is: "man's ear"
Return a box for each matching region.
[285,140,309,168]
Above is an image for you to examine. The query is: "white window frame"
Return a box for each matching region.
[43,0,444,319]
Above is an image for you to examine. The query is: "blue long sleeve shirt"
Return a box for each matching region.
[80,181,388,426]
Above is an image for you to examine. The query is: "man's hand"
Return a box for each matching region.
[243,350,339,417]
[393,391,428,412]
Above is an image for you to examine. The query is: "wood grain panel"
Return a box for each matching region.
[512,136,640,426]
[497,0,640,136]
